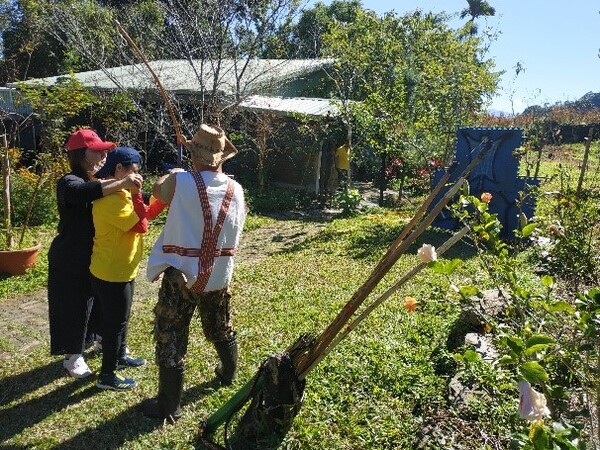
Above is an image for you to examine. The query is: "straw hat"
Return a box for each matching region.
[184,124,238,167]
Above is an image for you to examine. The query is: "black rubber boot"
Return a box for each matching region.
[214,337,238,386]
[142,366,184,423]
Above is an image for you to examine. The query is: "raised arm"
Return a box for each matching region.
[100,173,142,197]
[152,168,184,204]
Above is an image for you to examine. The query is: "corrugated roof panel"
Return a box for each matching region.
[14,59,334,97]
[0,88,33,117]
[239,95,339,117]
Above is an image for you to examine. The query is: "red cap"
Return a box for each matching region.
[65,129,116,152]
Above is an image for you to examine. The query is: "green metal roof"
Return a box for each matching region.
[15,59,334,97]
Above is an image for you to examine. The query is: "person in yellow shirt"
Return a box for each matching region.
[90,146,155,391]
[335,143,350,188]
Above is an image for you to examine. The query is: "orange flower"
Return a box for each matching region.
[403,297,417,312]
[480,192,492,203]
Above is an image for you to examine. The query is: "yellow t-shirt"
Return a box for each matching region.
[90,190,143,282]
[335,144,350,170]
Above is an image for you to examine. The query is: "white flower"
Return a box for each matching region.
[518,380,551,421]
[417,244,437,263]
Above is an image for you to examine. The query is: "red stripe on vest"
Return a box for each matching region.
[190,173,235,293]
[162,245,236,257]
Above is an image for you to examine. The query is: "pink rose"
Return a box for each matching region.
[480,192,493,203]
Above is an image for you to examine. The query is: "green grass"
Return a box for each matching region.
[0,145,597,449]
[0,208,518,449]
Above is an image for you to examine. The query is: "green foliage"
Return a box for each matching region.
[91,91,136,138]
[244,185,317,213]
[535,181,600,286]
[334,188,361,216]
[5,166,56,227]
[19,75,97,154]
[323,9,499,170]
[446,193,594,449]
[276,0,364,58]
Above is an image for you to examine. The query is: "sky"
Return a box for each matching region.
[307,1,600,114]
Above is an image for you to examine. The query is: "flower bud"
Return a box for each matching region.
[403,297,417,312]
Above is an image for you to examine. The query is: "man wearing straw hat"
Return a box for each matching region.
[143,124,246,423]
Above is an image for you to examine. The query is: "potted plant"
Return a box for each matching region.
[0,122,46,276]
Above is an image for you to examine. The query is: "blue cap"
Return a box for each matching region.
[94,146,141,178]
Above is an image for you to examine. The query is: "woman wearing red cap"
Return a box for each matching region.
[48,129,142,379]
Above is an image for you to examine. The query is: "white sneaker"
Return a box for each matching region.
[90,340,103,353]
[63,354,93,379]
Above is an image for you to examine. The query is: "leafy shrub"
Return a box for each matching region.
[7,168,57,227]
[334,188,362,216]
[446,192,592,449]
[535,187,600,287]
[0,150,61,229]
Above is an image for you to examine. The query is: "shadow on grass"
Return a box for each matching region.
[0,359,65,406]
[0,362,97,442]
[0,361,218,448]
[55,380,219,449]
[277,217,477,262]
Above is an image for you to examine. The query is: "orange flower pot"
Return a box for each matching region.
[0,243,42,276]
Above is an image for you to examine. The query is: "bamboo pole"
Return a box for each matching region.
[299,226,469,379]
[1,134,13,249]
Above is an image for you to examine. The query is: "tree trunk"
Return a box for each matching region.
[379,153,386,206]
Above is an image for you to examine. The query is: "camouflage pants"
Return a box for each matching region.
[153,267,234,368]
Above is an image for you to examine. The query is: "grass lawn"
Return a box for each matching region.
[0,209,531,449]
[0,142,598,449]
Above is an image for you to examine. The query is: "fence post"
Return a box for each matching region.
[576,127,595,197]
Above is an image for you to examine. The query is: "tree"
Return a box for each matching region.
[37,0,304,168]
[0,0,69,83]
[459,0,496,36]
[322,9,499,202]
[275,0,364,58]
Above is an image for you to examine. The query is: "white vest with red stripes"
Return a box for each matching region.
[147,171,245,292]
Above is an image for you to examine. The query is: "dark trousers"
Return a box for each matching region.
[154,267,233,369]
[90,275,134,375]
[48,267,93,356]
[85,300,104,347]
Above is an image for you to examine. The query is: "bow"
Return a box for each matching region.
[114,20,185,163]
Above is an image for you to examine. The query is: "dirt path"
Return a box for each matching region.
[0,215,329,361]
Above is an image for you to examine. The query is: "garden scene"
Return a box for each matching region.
[0,0,599,449]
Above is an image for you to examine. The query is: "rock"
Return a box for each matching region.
[460,289,511,329]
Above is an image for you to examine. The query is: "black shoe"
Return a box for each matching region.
[117,355,147,369]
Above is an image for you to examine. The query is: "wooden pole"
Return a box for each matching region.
[576,127,595,197]
[1,134,13,249]
[299,226,469,379]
